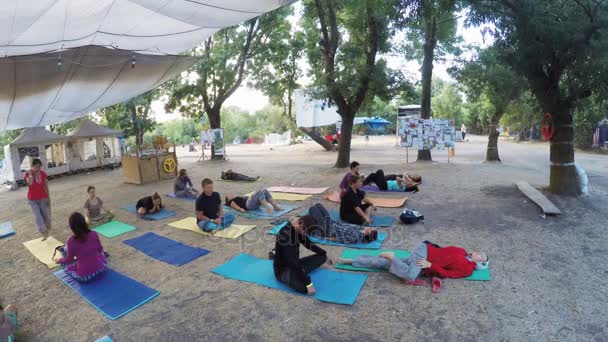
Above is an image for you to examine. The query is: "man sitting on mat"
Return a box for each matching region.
[174,169,199,199]
[339,241,489,293]
[340,175,376,225]
[308,203,378,244]
[273,215,330,295]
[221,169,260,182]
[136,193,163,218]
[339,161,363,197]
[225,189,283,214]
[196,178,235,233]
[0,303,18,342]
[363,169,420,192]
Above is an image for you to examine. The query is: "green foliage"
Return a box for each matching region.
[574,96,608,148]
[0,129,22,160]
[153,118,200,145]
[500,92,540,134]
[431,81,464,124]
[221,106,257,143]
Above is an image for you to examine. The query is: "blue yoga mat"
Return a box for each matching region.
[0,222,15,238]
[53,269,160,320]
[121,204,177,220]
[299,209,394,227]
[166,193,196,201]
[266,222,386,249]
[212,253,367,305]
[123,232,210,266]
[223,204,299,219]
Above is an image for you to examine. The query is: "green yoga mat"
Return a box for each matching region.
[336,249,491,281]
[93,221,136,238]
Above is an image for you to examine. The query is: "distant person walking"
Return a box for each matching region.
[25,158,52,240]
[461,124,467,140]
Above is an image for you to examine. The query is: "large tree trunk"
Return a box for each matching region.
[335,114,354,168]
[206,108,224,160]
[549,107,581,195]
[417,17,437,162]
[301,128,336,151]
[486,124,501,162]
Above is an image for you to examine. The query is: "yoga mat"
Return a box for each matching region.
[361,185,417,193]
[223,204,299,219]
[245,192,311,201]
[336,249,491,281]
[324,191,407,208]
[299,209,394,227]
[212,253,367,305]
[93,221,136,238]
[0,222,15,238]
[95,336,114,342]
[121,204,177,220]
[266,186,328,195]
[168,217,256,239]
[23,236,63,268]
[123,232,209,266]
[166,192,196,201]
[53,269,160,320]
[266,223,386,249]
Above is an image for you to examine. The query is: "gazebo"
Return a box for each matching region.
[67,119,122,170]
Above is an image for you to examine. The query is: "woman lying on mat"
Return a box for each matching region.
[54,212,108,283]
[339,241,489,293]
[221,169,260,182]
[196,179,235,233]
[84,186,114,228]
[339,161,363,197]
[136,193,163,217]
[273,215,331,295]
[308,203,378,244]
[225,189,283,214]
[363,169,421,192]
[0,302,18,342]
[340,175,377,225]
[174,169,199,199]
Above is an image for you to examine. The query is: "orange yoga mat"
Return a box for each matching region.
[323,191,408,208]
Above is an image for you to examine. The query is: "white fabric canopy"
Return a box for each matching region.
[295,89,341,128]
[10,127,67,146]
[68,119,121,137]
[0,46,195,131]
[0,0,295,57]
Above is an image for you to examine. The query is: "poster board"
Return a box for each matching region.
[398,116,456,151]
[211,129,225,156]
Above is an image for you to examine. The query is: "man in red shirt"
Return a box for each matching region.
[24,158,52,240]
[339,241,488,293]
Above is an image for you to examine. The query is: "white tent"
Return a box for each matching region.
[67,119,122,170]
[264,130,291,146]
[3,127,68,182]
[295,89,341,128]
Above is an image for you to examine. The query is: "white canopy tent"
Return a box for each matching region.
[295,89,341,128]
[3,127,68,182]
[67,119,122,170]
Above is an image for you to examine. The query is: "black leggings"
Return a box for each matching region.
[222,170,258,182]
[363,169,404,190]
[276,254,327,293]
[341,204,371,225]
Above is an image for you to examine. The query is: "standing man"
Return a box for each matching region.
[25,158,51,240]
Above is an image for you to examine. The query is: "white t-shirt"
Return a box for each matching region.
[461,125,467,134]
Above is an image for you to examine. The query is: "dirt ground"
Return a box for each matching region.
[1,135,607,342]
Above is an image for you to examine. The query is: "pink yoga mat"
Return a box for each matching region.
[266,187,328,195]
[324,191,408,208]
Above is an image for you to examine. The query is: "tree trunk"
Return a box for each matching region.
[549,107,581,195]
[206,108,224,160]
[335,114,354,168]
[486,124,501,162]
[417,17,437,162]
[301,128,336,151]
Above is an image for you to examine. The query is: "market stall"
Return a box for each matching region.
[67,119,122,170]
[122,137,178,185]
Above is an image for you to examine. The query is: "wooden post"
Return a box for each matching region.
[406,146,409,164]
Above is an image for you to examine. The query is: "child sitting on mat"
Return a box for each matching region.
[225,189,283,214]
[339,241,488,293]
[54,212,108,283]
[196,179,235,233]
[339,161,363,197]
[0,303,18,342]
[340,175,377,225]
[174,169,199,199]
[273,215,331,295]
[363,169,421,192]
[84,186,114,227]
[136,193,163,218]
[308,203,378,244]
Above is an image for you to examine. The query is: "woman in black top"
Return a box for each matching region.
[340,175,376,225]
[136,192,163,217]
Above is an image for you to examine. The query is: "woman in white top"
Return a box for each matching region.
[461,124,467,140]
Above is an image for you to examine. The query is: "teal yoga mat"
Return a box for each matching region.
[266,222,386,249]
[0,222,15,238]
[93,221,136,238]
[299,209,394,227]
[212,253,367,305]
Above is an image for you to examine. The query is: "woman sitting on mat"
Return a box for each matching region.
[363,169,421,192]
[225,189,283,214]
[84,186,114,227]
[339,241,489,293]
[136,192,163,217]
[54,212,108,283]
[340,175,376,225]
[308,203,378,244]
[0,302,18,342]
[339,161,363,197]
[273,215,330,295]
[174,169,199,199]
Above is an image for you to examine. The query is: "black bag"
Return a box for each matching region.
[400,209,424,224]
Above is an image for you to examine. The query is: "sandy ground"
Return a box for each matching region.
[1,135,607,342]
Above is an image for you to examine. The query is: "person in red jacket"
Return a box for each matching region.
[339,241,488,293]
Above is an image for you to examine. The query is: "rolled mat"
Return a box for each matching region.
[266,222,386,249]
[335,249,491,281]
[266,186,328,195]
[212,253,367,305]
[168,217,256,239]
[120,204,177,220]
[23,236,63,268]
[93,221,136,238]
[123,232,210,266]
[54,269,160,320]
[324,191,407,208]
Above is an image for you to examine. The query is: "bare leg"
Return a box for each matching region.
[137,207,147,217]
[259,199,274,214]
[269,199,283,211]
